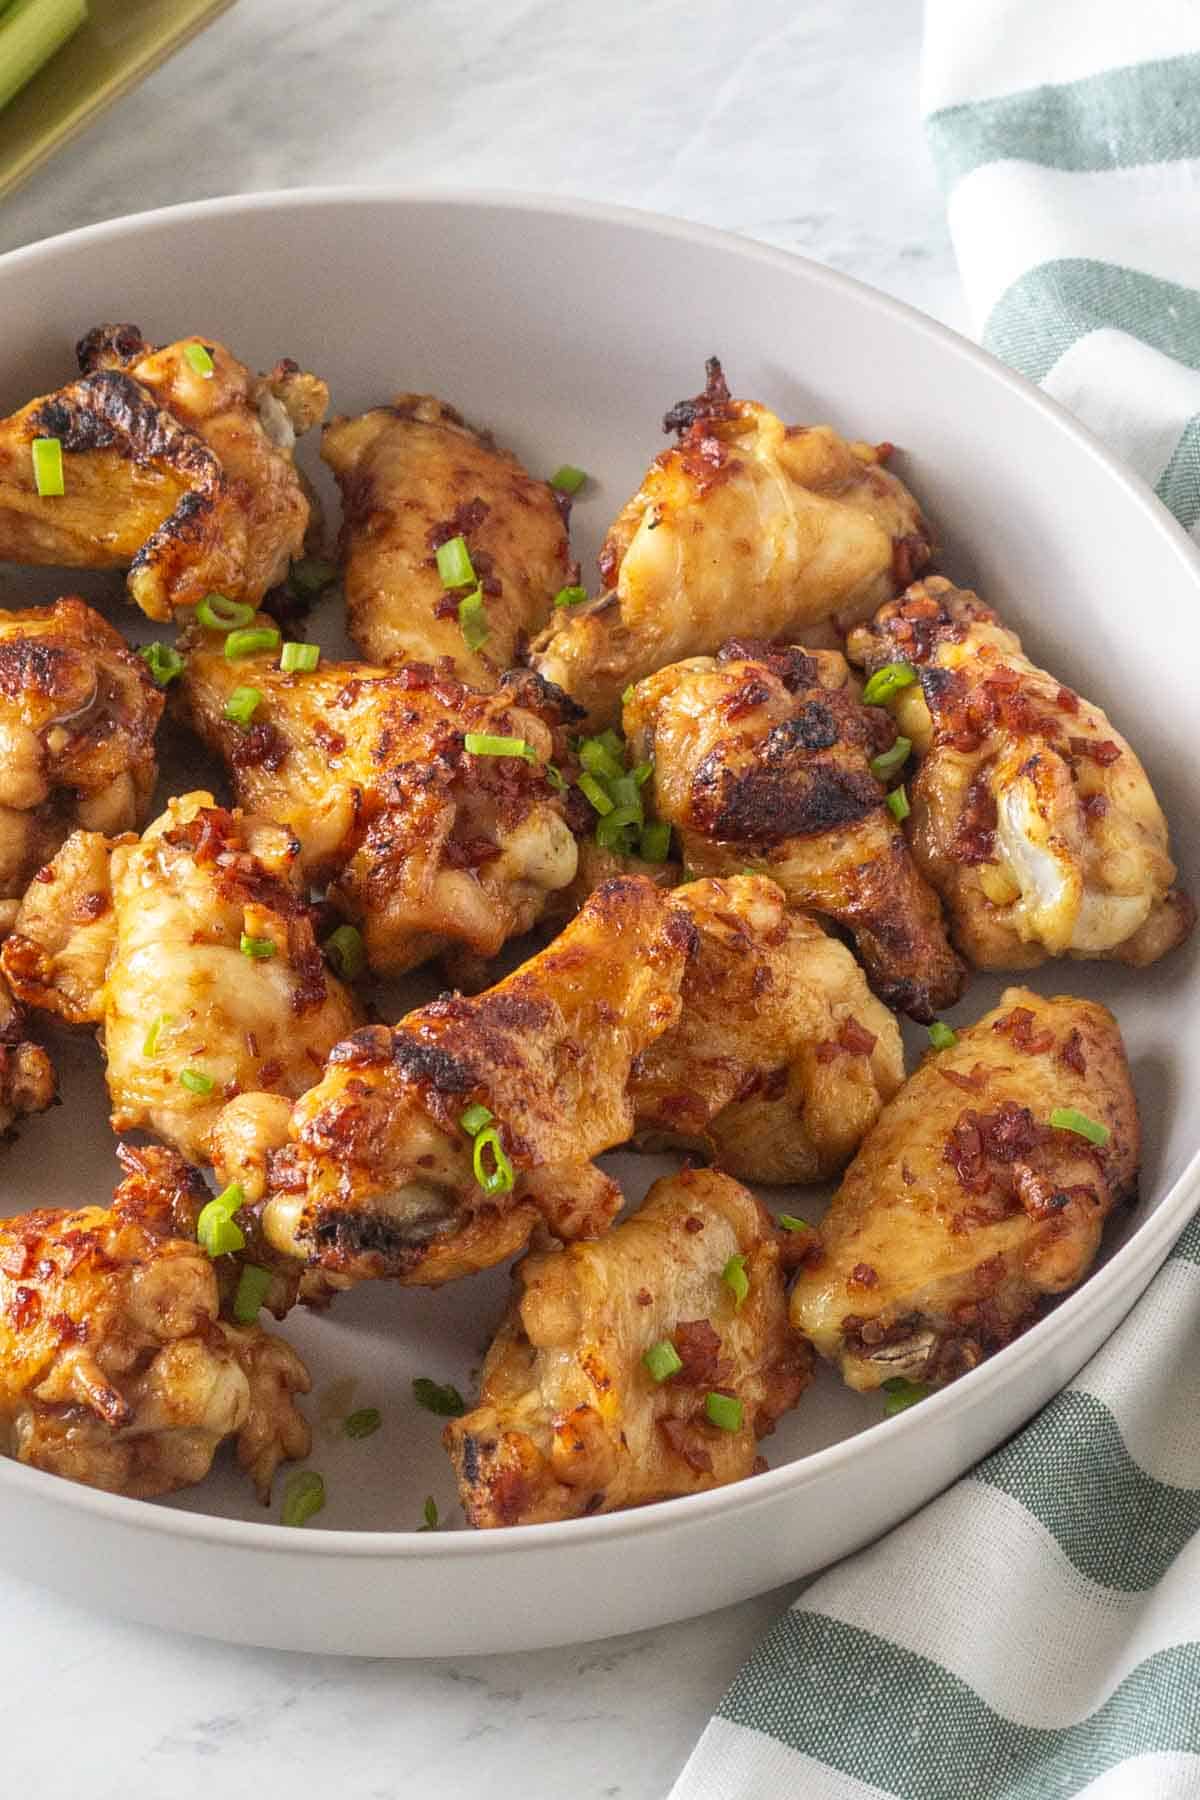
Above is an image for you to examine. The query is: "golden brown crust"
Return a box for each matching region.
[0,970,56,1139]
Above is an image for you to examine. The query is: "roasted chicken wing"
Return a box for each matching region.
[323,394,570,684]
[847,578,1194,969]
[625,640,965,1019]
[0,324,327,620]
[445,1167,811,1526]
[791,988,1138,1391]
[529,358,932,728]
[0,1145,310,1500]
[0,971,55,1140]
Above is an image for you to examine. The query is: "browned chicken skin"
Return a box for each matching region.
[528,358,932,729]
[848,578,1194,970]
[0,1145,310,1500]
[791,987,1139,1391]
[0,325,327,620]
[625,640,966,1020]
[323,393,570,684]
[0,971,55,1140]
[445,1167,812,1527]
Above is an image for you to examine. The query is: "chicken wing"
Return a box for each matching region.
[791,987,1138,1391]
[0,1144,310,1500]
[322,394,570,684]
[179,622,582,975]
[1,793,361,1163]
[0,324,327,620]
[215,877,697,1286]
[444,1167,811,1526]
[0,597,162,932]
[528,357,932,728]
[625,640,966,1019]
[847,578,1194,969]
[0,972,55,1140]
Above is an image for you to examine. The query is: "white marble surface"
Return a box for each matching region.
[0,3,961,1795]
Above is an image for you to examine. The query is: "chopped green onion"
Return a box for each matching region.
[458,586,490,652]
[324,923,366,981]
[705,1392,743,1432]
[142,1012,173,1058]
[550,464,587,494]
[554,584,588,608]
[281,1470,326,1527]
[473,1126,514,1196]
[460,1102,494,1137]
[870,736,912,782]
[196,592,254,632]
[183,342,215,378]
[595,803,643,852]
[545,762,567,792]
[1049,1107,1110,1147]
[621,684,636,706]
[224,626,280,661]
[881,1376,930,1416]
[344,1406,382,1440]
[608,775,642,813]
[463,732,535,761]
[630,760,654,787]
[862,661,917,706]
[232,1263,273,1324]
[179,1067,215,1096]
[138,641,184,687]
[578,772,614,815]
[597,729,624,761]
[722,1253,749,1310]
[928,1021,957,1051]
[638,821,672,864]
[412,1377,466,1417]
[436,535,475,588]
[240,933,277,960]
[289,556,337,595]
[223,685,263,727]
[778,1214,810,1233]
[643,1339,683,1382]
[31,436,64,497]
[886,786,911,822]
[579,737,624,784]
[280,640,320,674]
[418,1495,440,1531]
[197,1184,246,1258]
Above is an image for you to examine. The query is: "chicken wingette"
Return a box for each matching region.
[791,987,1139,1391]
[528,357,932,728]
[323,393,571,684]
[0,1145,310,1500]
[1,793,361,1163]
[0,323,327,619]
[178,620,582,975]
[444,1167,812,1526]
[847,578,1194,969]
[0,971,55,1140]
[625,640,965,1020]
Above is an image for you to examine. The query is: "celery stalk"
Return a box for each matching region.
[0,0,87,112]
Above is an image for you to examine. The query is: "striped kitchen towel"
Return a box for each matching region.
[671,7,1200,1796]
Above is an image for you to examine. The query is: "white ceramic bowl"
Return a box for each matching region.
[0,189,1197,1657]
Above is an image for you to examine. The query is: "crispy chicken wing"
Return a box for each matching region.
[626,640,965,1020]
[0,971,55,1139]
[0,598,162,932]
[528,358,932,728]
[323,394,570,684]
[0,1145,310,1500]
[444,1167,811,1526]
[0,324,327,620]
[848,578,1194,969]
[631,875,904,1182]
[179,622,582,975]
[791,987,1138,1391]
[1,793,361,1163]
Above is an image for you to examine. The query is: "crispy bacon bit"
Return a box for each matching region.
[1070,736,1122,766]
[949,770,997,865]
[938,1065,986,1094]
[427,496,489,553]
[658,1416,714,1475]
[1081,792,1109,823]
[1056,686,1081,713]
[684,1215,704,1234]
[257,1058,284,1086]
[669,1318,722,1386]
[993,1006,1055,1056]
[848,1262,878,1290]
[1059,1028,1087,1075]
[945,1101,1045,1193]
[443,836,502,870]
[838,1017,878,1056]
[636,1287,652,1307]
[8,1285,40,1329]
[0,1240,33,1278]
[814,1039,841,1064]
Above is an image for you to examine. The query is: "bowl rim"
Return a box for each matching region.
[2,181,1198,1560]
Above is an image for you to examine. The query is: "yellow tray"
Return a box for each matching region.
[0,0,235,202]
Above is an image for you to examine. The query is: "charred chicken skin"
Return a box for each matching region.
[625,640,966,1020]
[323,393,571,684]
[0,1145,310,1500]
[848,578,1194,970]
[445,1167,812,1527]
[179,621,582,976]
[631,875,904,1183]
[1,793,361,1164]
[791,988,1138,1391]
[0,598,162,933]
[0,324,327,620]
[528,357,932,729]
[0,971,55,1140]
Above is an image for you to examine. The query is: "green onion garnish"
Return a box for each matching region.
[196,592,254,632]
[179,1067,215,1096]
[621,684,635,706]
[722,1253,749,1310]
[638,821,672,864]
[463,732,535,761]
[280,640,320,674]
[240,933,276,960]
[223,685,263,727]
[142,1012,173,1058]
[412,1377,466,1418]
[289,556,337,595]
[554,585,588,608]
[579,736,624,784]
[870,736,912,782]
[138,641,184,687]
[550,464,587,494]
[643,1340,683,1382]
[545,763,567,792]
[183,342,215,378]
[31,436,64,497]
[705,1392,743,1432]
[460,1102,493,1137]
[928,1021,957,1050]
[232,1263,273,1324]
[862,661,916,706]
[458,586,490,652]
[281,1470,326,1527]
[578,772,614,815]
[197,1183,246,1258]
[436,535,475,588]
[473,1126,514,1196]
[778,1215,810,1233]
[631,760,654,787]
[886,786,911,822]
[881,1377,930,1416]
[324,923,366,981]
[344,1407,382,1439]
[1049,1107,1110,1147]
[224,626,280,661]
[418,1496,439,1531]
[597,729,624,760]
[595,803,643,852]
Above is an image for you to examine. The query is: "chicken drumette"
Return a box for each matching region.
[625,640,965,1020]
[791,987,1139,1391]
[848,577,1194,970]
[0,324,327,619]
[529,358,932,729]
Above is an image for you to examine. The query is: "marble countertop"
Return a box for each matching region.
[0,3,962,1795]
